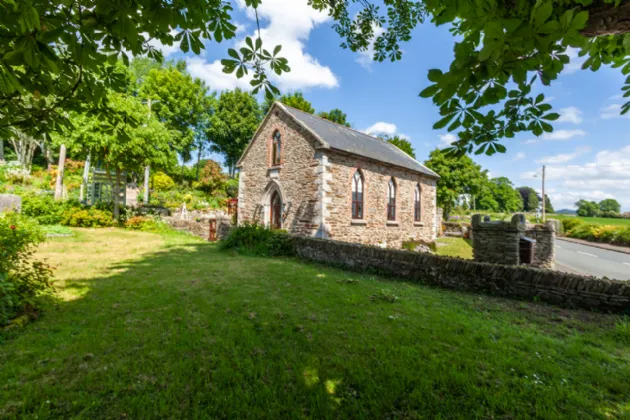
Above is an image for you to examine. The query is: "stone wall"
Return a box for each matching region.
[325,153,437,248]
[290,236,630,313]
[164,217,233,241]
[525,220,559,269]
[472,214,525,265]
[237,108,322,236]
[0,194,21,213]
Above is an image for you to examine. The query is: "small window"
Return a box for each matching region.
[414,184,421,222]
[352,170,364,219]
[387,178,396,221]
[271,130,282,166]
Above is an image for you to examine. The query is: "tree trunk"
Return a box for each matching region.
[80,154,91,204]
[0,139,4,161]
[582,1,630,37]
[54,144,66,201]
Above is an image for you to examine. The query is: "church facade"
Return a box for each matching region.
[236,102,440,248]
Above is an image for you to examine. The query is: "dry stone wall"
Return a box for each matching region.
[0,194,21,213]
[290,236,630,313]
[164,217,232,241]
[472,214,525,265]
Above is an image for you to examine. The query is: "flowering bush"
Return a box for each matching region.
[3,162,31,185]
[0,213,52,326]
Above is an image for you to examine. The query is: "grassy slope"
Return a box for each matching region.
[2,229,630,419]
[435,237,473,259]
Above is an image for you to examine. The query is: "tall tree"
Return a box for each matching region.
[424,148,488,218]
[263,92,315,115]
[544,194,555,214]
[59,93,176,219]
[599,198,621,214]
[487,177,524,213]
[318,109,351,127]
[379,135,416,159]
[518,187,540,212]
[207,89,261,177]
[139,66,213,178]
[576,200,600,217]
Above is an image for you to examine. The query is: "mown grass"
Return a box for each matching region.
[2,229,630,418]
[435,237,473,259]
[549,214,630,227]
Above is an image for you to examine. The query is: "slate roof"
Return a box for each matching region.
[279,103,439,178]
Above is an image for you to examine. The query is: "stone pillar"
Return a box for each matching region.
[472,214,526,265]
[525,220,558,269]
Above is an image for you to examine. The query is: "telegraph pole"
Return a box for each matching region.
[542,165,546,222]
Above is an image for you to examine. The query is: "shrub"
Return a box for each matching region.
[21,193,78,225]
[615,227,630,247]
[561,218,585,233]
[61,208,116,228]
[152,172,176,191]
[125,216,171,234]
[194,160,227,195]
[220,222,293,256]
[0,213,52,326]
[225,178,239,198]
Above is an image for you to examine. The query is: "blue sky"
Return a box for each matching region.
[157,0,630,211]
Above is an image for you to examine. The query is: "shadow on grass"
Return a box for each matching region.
[1,234,630,419]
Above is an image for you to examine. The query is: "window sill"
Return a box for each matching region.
[268,165,283,170]
[351,219,367,225]
[414,222,425,227]
[386,221,399,226]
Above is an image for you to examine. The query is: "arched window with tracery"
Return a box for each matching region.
[387,178,396,221]
[351,170,364,219]
[414,184,422,222]
[271,130,282,166]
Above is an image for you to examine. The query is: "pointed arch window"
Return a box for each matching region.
[271,130,282,166]
[270,190,282,229]
[414,184,422,222]
[351,170,364,219]
[387,178,396,221]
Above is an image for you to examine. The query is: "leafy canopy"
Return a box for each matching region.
[379,135,416,159]
[318,109,351,127]
[207,89,261,176]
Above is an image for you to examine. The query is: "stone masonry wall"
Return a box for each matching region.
[525,220,559,269]
[164,217,232,241]
[238,109,322,236]
[472,214,525,265]
[291,236,630,313]
[325,153,437,248]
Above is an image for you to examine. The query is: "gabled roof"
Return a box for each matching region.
[237,102,440,179]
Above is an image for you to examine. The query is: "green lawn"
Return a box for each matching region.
[435,237,473,259]
[2,229,630,418]
[549,214,630,227]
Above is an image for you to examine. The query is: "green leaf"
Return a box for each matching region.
[542,112,560,121]
[433,113,455,130]
[495,143,506,153]
[541,121,553,132]
[428,69,443,83]
[534,2,553,26]
[419,84,439,98]
[571,11,589,31]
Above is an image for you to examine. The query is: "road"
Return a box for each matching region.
[555,239,630,280]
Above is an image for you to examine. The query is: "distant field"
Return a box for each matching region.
[548,214,630,227]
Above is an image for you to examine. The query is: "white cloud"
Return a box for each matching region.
[600,103,630,120]
[521,145,630,211]
[356,25,385,69]
[439,133,457,146]
[536,146,591,164]
[188,0,339,91]
[521,139,538,145]
[513,152,526,161]
[187,57,253,91]
[564,47,586,74]
[542,129,587,141]
[363,122,409,139]
[557,107,583,124]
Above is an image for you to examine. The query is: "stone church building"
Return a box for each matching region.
[236,102,440,248]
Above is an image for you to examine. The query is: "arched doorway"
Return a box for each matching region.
[270,190,282,229]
